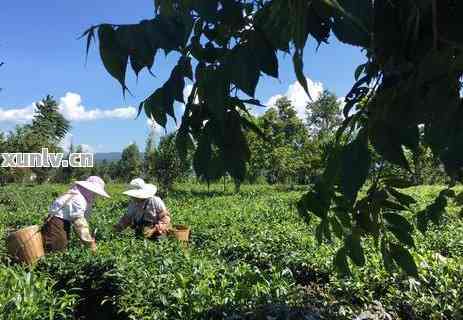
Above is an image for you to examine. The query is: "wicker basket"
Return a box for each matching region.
[7,225,45,265]
[172,224,190,242]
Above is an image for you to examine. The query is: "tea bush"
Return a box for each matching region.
[0,183,462,319]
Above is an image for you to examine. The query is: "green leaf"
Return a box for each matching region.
[331,0,371,47]
[315,219,330,244]
[228,44,260,97]
[416,210,429,233]
[292,49,311,100]
[315,220,324,244]
[193,128,212,179]
[98,24,129,92]
[382,200,407,212]
[80,26,96,64]
[383,212,413,233]
[333,246,350,275]
[382,178,414,189]
[369,121,410,170]
[143,89,168,128]
[247,30,279,78]
[296,197,312,225]
[166,64,186,106]
[356,206,379,237]
[330,216,344,239]
[344,230,365,267]
[428,195,447,224]
[259,47,278,78]
[193,0,218,22]
[222,111,250,182]
[322,218,332,242]
[299,181,333,220]
[380,238,395,273]
[197,66,228,125]
[178,56,193,80]
[390,243,418,277]
[140,56,188,126]
[340,132,371,203]
[116,24,155,76]
[387,187,416,208]
[387,225,415,248]
[335,209,352,228]
[176,123,193,162]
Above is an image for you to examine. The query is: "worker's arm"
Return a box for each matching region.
[113,214,132,232]
[154,210,171,235]
[73,217,96,251]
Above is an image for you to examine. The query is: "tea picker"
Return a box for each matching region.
[41,176,110,253]
[7,176,110,265]
[113,178,172,241]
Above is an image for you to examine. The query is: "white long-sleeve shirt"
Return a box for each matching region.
[48,190,94,244]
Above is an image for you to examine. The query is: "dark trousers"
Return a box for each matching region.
[42,216,71,253]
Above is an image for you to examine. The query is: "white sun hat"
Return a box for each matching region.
[75,176,110,198]
[122,178,157,199]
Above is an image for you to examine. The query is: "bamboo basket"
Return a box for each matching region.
[172,224,190,242]
[7,225,45,264]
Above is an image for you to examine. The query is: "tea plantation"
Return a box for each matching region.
[0,183,462,319]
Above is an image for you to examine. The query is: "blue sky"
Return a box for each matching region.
[0,0,365,153]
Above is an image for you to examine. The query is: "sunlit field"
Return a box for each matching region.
[0,183,462,319]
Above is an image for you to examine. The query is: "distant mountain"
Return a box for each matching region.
[94,152,122,163]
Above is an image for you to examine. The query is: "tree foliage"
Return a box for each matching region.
[119,143,142,181]
[153,133,191,193]
[84,0,463,276]
[306,90,342,140]
[246,97,316,185]
[1,96,70,183]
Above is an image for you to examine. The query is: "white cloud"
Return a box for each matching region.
[58,92,136,121]
[265,77,324,118]
[0,92,137,123]
[0,104,35,123]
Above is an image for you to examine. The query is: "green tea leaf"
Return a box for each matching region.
[390,243,418,277]
[344,230,365,267]
[334,246,350,275]
[383,212,413,233]
[380,238,395,273]
[387,225,415,248]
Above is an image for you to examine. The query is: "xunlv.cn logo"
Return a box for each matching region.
[1,148,94,168]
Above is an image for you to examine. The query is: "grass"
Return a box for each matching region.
[0,183,462,319]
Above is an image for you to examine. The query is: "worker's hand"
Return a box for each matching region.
[143,227,156,238]
[89,239,97,253]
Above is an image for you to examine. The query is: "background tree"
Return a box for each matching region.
[144,130,157,179]
[306,90,342,141]
[154,133,190,193]
[0,131,7,185]
[246,97,314,185]
[55,142,75,183]
[31,95,70,146]
[85,0,463,275]
[28,96,70,183]
[119,143,142,181]
[70,145,93,180]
